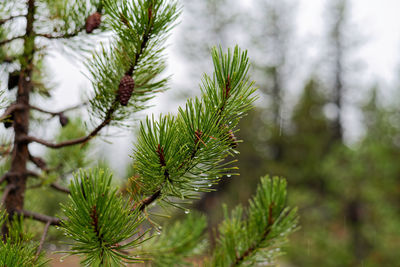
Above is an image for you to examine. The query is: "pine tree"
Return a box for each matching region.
[0,0,298,266]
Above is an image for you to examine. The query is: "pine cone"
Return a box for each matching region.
[8,71,19,90]
[118,75,135,106]
[85,12,102,33]
[59,113,69,127]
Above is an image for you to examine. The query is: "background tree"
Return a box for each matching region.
[174,0,400,266]
[0,0,298,266]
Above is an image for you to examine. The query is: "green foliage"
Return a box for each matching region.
[88,0,180,125]
[141,213,207,266]
[209,176,298,266]
[61,168,145,266]
[37,0,103,39]
[132,46,257,207]
[0,210,48,267]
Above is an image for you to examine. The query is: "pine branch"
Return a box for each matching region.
[210,177,299,266]
[61,168,145,265]
[26,0,177,149]
[232,204,275,266]
[132,46,257,210]
[23,102,116,148]
[140,213,208,266]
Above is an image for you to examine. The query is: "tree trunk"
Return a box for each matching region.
[2,0,35,237]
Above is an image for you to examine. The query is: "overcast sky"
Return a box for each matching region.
[40,0,400,173]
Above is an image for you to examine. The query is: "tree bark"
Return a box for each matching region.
[2,0,35,237]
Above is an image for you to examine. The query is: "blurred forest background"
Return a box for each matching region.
[2,0,400,266]
[174,0,400,266]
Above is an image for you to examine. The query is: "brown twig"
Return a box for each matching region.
[29,153,48,171]
[0,14,25,25]
[0,103,25,122]
[23,103,116,149]
[34,220,51,262]
[0,35,25,46]
[1,184,16,204]
[35,26,86,40]
[19,210,61,225]
[30,101,88,117]
[50,183,70,194]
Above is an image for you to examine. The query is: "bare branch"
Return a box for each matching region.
[24,103,116,149]
[30,101,88,117]
[29,153,48,171]
[0,35,25,46]
[35,221,51,262]
[0,103,25,122]
[50,183,70,194]
[0,14,25,25]
[35,26,86,40]
[1,184,16,204]
[18,210,61,226]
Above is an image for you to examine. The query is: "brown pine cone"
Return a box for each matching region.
[118,75,135,106]
[59,113,69,127]
[85,12,102,33]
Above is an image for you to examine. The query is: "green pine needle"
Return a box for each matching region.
[132,45,257,209]
[210,176,299,266]
[60,168,146,266]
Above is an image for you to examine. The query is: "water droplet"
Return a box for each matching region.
[158,226,162,230]
[184,210,190,214]
[227,174,232,178]
[60,258,64,262]
[156,231,161,235]
[208,183,212,187]
[194,188,199,191]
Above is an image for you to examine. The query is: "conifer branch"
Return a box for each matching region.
[211,177,298,266]
[25,4,165,149]
[133,46,256,211]
[23,102,117,148]
[232,204,275,266]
